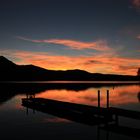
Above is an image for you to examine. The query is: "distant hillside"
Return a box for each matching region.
[0,56,139,81]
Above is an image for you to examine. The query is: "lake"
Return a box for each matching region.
[0,82,140,140]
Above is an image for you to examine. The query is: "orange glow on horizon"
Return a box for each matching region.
[1,49,140,75]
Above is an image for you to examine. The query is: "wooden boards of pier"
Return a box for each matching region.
[22,97,140,121]
[22,89,140,128]
[22,98,113,126]
[101,124,140,139]
[109,107,140,120]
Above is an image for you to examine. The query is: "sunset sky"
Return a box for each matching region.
[0,0,140,75]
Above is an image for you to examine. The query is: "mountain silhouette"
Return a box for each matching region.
[0,56,17,68]
[0,56,139,81]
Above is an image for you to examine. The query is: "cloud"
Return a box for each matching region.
[118,65,138,70]
[16,36,111,51]
[132,0,140,9]
[84,60,102,65]
[16,36,41,43]
[1,49,140,75]
[137,35,140,39]
[44,39,111,51]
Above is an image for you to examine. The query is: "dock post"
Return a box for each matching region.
[98,90,101,108]
[115,114,119,125]
[107,90,109,108]
[33,109,35,114]
[97,125,100,140]
[26,107,29,115]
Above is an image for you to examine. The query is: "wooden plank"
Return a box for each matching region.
[110,107,140,120]
[22,98,110,115]
[22,98,113,126]
[101,124,140,139]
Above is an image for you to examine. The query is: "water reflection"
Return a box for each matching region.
[35,85,140,108]
[0,83,140,108]
[22,85,140,140]
[0,83,140,140]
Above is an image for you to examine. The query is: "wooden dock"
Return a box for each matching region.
[109,107,140,120]
[22,97,140,124]
[21,90,140,139]
[22,98,113,126]
[101,124,140,139]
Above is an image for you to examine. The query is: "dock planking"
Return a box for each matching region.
[21,90,140,139]
[23,98,107,113]
[109,107,140,120]
[22,97,140,122]
[101,124,140,139]
[22,98,113,125]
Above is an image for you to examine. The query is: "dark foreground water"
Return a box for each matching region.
[0,82,140,140]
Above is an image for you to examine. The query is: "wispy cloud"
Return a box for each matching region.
[137,35,140,39]
[16,36,111,51]
[44,39,111,51]
[1,49,140,75]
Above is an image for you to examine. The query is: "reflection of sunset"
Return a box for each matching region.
[3,85,140,112]
[36,85,140,107]
[42,118,71,123]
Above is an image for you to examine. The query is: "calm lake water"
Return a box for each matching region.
[0,82,140,140]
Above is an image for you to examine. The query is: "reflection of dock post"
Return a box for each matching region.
[97,125,100,140]
[33,109,35,114]
[107,90,109,108]
[26,107,29,115]
[106,127,109,140]
[26,94,29,99]
[115,114,119,125]
[98,90,101,108]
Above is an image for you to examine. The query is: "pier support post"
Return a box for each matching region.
[33,109,35,114]
[26,107,29,115]
[115,114,119,125]
[107,90,109,108]
[98,90,101,108]
[97,125,100,140]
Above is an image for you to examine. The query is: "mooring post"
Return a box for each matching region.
[33,109,35,114]
[97,125,100,140]
[26,107,29,115]
[106,127,109,140]
[98,90,101,108]
[107,90,109,108]
[115,114,119,125]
